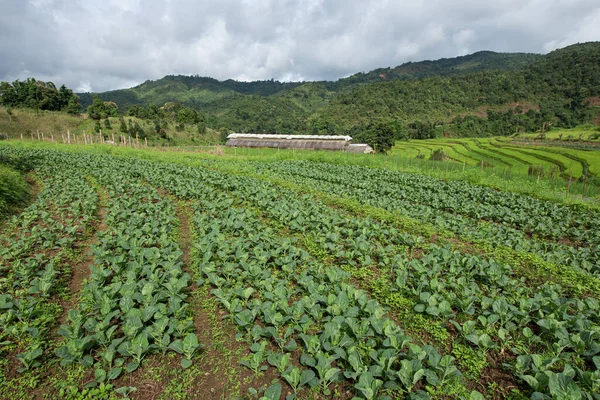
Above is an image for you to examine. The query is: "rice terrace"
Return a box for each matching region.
[1,12,600,399]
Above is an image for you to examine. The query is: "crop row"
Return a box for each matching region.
[0,167,98,372]
[250,160,600,276]
[254,159,597,243]
[2,148,599,399]
[115,152,600,399]
[192,194,464,398]
[54,161,199,385]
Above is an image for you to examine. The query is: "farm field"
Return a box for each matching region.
[1,142,600,400]
[391,137,600,184]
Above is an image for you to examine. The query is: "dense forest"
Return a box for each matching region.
[2,43,599,152]
[0,78,80,114]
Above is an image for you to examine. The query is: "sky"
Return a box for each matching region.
[0,0,599,93]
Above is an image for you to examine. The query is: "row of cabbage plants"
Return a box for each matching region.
[53,158,199,385]
[2,148,598,398]
[250,160,600,276]
[0,166,98,372]
[192,195,463,398]
[131,155,600,399]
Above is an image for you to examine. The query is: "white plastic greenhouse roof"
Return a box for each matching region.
[227,133,353,141]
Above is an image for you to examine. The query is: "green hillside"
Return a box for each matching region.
[73,43,600,149]
[313,43,600,134]
[335,50,541,86]
[78,75,303,110]
[79,50,541,110]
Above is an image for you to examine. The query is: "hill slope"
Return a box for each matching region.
[335,50,541,87]
[76,42,600,142]
[78,50,542,110]
[78,75,302,110]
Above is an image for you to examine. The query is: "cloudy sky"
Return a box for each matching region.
[1,0,599,92]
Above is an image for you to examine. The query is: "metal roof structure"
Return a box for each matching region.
[225,133,373,152]
[227,138,348,150]
[227,133,353,141]
[346,144,374,154]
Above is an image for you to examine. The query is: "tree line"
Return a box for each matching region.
[0,78,80,114]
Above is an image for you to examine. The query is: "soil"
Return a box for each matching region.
[62,187,110,322]
[479,351,524,399]
[586,96,600,107]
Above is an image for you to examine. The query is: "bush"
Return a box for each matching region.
[429,148,446,161]
[0,164,30,217]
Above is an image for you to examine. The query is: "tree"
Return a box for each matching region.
[119,117,127,133]
[87,96,107,120]
[65,97,81,115]
[1,78,80,113]
[87,97,118,120]
[103,101,118,117]
[104,118,112,130]
[368,120,397,153]
[197,121,207,135]
[350,119,397,153]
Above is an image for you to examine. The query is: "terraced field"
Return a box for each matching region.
[1,145,600,400]
[392,137,600,184]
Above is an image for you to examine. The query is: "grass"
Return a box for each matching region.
[0,106,222,146]
[392,135,600,198]
[0,107,85,140]
[0,163,30,218]
[518,125,600,142]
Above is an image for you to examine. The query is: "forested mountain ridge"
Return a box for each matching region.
[77,49,544,110]
[212,43,600,140]
[78,76,303,110]
[4,43,598,152]
[335,50,541,87]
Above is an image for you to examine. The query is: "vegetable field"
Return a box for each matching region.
[1,145,599,400]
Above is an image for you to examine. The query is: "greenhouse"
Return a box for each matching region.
[226,134,372,152]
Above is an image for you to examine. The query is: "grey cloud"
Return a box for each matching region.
[0,0,598,92]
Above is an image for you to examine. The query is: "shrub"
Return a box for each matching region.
[429,148,446,161]
[0,164,30,217]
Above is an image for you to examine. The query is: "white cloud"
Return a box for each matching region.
[77,81,92,92]
[453,29,476,55]
[543,7,600,52]
[0,0,598,92]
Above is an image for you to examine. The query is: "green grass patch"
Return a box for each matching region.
[0,163,30,217]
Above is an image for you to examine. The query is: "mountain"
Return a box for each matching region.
[78,50,541,110]
[78,75,302,110]
[75,43,600,144]
[311,43,600,138]
[334,50,541,87]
